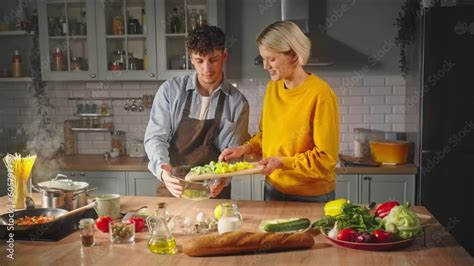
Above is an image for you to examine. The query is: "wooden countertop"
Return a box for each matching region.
[0,195,472,265]
[49,155,418,174]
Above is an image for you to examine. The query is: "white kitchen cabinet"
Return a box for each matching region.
[251,174,265,201]
[60,170,127,195]
[335,174,358,203]
[127,171,158,196]
[230,175,252,200]
[155,0,225,79]
[360,174,416,205]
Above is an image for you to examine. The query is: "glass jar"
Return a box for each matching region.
[111,130,126,155]
[79,218,95,247]
[109,220,135,244]
[113,16,124,35]
[217,204,242,234]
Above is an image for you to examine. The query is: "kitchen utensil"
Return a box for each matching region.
[320,229,416,251]
[95,194,121,219]
[130,98,137,112]
[184,163,264,182]
[25,196,35,209]
[0,205,97,241]
[124,99,130,111]
[137,98,144,112]
[34,174,97,211]
[369,140,410,165]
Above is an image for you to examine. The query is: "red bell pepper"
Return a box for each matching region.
[374,201,400,218]
[337,228,359,242]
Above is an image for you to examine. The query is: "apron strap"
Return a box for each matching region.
[182,91,193,118]
[213,91,226,129]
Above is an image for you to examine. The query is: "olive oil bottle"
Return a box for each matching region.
[146,202,178,255]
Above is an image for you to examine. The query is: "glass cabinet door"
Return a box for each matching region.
[38,0,98,81]
[96,0,157,80]
[156,0,220,79]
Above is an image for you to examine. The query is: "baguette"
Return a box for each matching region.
[183,231,314,257]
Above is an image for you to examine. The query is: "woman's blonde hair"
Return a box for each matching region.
[256,21,311,66]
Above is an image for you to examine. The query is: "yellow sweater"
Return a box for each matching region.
[248,74,339,196]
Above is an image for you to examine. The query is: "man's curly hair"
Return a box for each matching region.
[186,25,226,55]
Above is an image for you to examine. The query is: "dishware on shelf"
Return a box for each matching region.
[130,98,137,112]
[124,99,130,111]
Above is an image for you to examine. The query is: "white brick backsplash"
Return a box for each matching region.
[364,76,385,86]
[392,105,406,114]
[370,124,392,131]
[342,96,363,105]
[342,115,363,124]
[339,106,348,114]
[349,106,370,114]
[386,96,406,105]
[364,96,385,105]
[370,105,392,114]
[370,86,392,95]
[386,114,405,123]
[364,114,385,123]
[392,123,406,132]
[342,76,364,87]
[385,76,406,86]
[0,74,415,156]
[392,86,406,95]
[342,133,354,142]
[349,87,370,96]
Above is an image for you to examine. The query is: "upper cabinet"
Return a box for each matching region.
[38,0,224,81]
[38,0,98,81]
[96,0,157,81]
[156,0,224,80]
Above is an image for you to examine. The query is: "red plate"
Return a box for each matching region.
[321,229,416,251]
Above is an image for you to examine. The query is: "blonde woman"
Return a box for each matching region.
[219,21,339,202]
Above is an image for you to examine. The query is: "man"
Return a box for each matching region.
[144,25,249,199]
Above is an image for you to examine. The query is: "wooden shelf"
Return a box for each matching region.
[165,33,186,37]
[0,31,35,36]
[106,34,146,39]
[0,77,33,82]
[71,128,112,132]
[74,113,112,117]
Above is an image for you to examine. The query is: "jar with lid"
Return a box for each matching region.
[111,131,126,155]
[52,48,64,71]
[11,49,22,78]
[217,203,242,234]
[113,16,124,35]
[79,218,95,247]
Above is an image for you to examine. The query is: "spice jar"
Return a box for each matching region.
[111,130,126,155]
[79,218,95,247]
[113,16,124,35]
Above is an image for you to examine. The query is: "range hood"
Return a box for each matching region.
[254,0,334,66]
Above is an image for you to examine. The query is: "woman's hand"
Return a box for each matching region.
[259,157,284,175]
[209,178,227,197]
[160,164,183,198]
[219,144,251,162]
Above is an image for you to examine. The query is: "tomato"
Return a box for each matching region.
[96,216,113,233]
[336,228,358,242]
[372,229,393,243]
[128,216,145,232]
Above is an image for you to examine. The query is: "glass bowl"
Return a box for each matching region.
[109,220,135,244]
[172,165,212,201]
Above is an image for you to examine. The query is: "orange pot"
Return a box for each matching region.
[369,140,410,164]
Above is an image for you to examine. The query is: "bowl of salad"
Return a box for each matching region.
[172,165,212,200]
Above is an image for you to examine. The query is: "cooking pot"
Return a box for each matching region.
[33,174,97,211]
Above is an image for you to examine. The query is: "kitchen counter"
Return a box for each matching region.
[51,155,418,174]
[0,195,472,265]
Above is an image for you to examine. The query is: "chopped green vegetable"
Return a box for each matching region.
[190,161,255,175]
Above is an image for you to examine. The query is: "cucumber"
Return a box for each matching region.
[261,218,311,233]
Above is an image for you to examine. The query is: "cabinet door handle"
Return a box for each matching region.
[90,74,96,78]
[79,172,85,177]
[149,73,155,77]
[363,176,372,181]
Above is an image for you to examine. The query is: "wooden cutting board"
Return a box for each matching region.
[184,164,264,182]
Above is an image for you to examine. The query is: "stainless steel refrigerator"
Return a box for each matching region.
[407,5,474,255]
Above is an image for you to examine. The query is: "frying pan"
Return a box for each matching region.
[0,203,98,241]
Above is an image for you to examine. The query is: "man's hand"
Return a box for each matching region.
[209,178,227,197]
[259,157,284,176]
[160,164,183,198]
[219,144,251,162]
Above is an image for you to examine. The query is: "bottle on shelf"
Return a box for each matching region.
[143,49,148,70]
[11,50,22,78]
[189,9,198,31]
[53,48,64,71]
